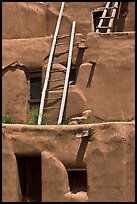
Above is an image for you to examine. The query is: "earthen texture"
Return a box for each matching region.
[2,122,135,202]
[2,2,135,39]
[2,32,135,123]
[2,2,135,202]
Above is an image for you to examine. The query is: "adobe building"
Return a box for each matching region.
[2,2,135,202]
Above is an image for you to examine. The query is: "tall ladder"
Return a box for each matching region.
[96,2,119,33]
[38,2,76,125]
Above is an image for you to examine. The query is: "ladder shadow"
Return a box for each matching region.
[75,48,85,84]
[76,137,89,165]
[115,2,129,32]
[86,61,96,88]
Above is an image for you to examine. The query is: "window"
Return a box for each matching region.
[92,10,103,31]
[16,155,41,202]
[26,70,42,110]
[67,169,87,193]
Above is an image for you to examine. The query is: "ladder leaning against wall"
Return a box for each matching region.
[96,2,119,33]
[38,2,76,125]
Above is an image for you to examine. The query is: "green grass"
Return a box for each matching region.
[2,115,17,124]
[28,108,46,125]
[2,108,46,125]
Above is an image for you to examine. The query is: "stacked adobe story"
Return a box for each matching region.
[2,2,135,202]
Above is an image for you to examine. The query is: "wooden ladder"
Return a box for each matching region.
[96,2,119,33]
[38,2,76,125]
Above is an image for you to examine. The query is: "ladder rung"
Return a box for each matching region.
[54,50,69,55]
[96,26,110,29]
[106,6,118,10]
[55,41,70,46]
[99,16,112,19]
[43,106,60,110]
[56,34,70,39]
[50,69,66,73]
[55,42,79,46]
[47,87,64,91]
[45,97,62,101]
[49,78,65,82]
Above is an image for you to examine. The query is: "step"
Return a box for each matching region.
[96,26,110,29]
[43,106,60,110]
[54,50,69,55]
[47,87,64,91]
[49,78,65,82]
[55,41,70,46]
[50,69,66,73]
[99,16,112,19]
[56,34,70,39]
[45,97,62,101]
[106,6,118,10]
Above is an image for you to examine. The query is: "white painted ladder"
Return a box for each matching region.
[96,2,119,33]
[38,2,76,125]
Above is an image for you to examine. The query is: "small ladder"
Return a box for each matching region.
[38,2,76,125]
[96,2,119,33]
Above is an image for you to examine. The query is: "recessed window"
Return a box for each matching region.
[92,10,103,31]
[16,155,41,202]
[26,70,42,110]
[30,77,41,100]
[67,169,87,194]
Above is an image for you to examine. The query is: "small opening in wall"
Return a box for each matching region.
[67,169,87,194]
[26,70,42,110]
[92,10,103,31]
[16,155,41,202]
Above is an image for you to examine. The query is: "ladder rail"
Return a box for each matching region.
[113,2,122,32]
[107,2,119,33]
[96,2,111,33]
[38,2,65,125]
[57,21,76,125]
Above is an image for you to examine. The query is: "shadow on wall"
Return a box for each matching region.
[86,62,96,88]
[75,49,85,84]
[115,2,129,32]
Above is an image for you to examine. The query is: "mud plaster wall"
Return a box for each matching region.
[2,67,29,122]
[76,32,135,121]
[2,2,135,39]
[2,32,135,122]
[2,122,135,202]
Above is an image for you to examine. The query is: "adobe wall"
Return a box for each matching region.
[2,2,135,39]
[76,32,135,122]
[2,32,135,123]
[2,122,135,202]
[2,2,47,39]
[2,67,29,122]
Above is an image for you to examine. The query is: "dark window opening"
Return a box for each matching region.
[67,169,87,194]
[92,11,103,32]
[30,77,41,100]
[26,71,42,110]
[16,156,41,202]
